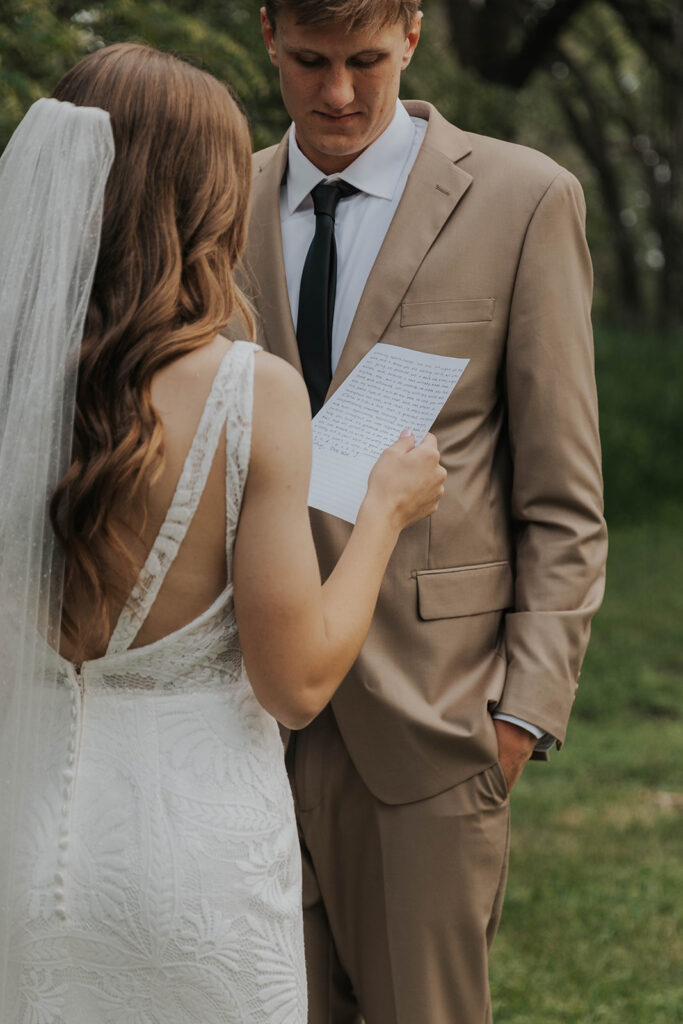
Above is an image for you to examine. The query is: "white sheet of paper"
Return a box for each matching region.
[308,343,469,524]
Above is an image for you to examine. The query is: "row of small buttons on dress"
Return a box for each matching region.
[55,663,83,921]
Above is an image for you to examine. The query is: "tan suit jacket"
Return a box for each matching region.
[242,100,607,804]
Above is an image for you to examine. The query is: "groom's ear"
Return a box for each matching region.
[261,8,279,66]
[401,11,423,70]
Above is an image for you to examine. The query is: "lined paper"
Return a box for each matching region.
[308,344,469,523]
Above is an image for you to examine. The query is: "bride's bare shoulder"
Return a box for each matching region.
[253,348,309,432]
[151,335,233,400]
[253,348,306,393]
[250,351,311,471]
[155,337,304,400]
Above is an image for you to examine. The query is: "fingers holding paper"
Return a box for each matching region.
[307,344,467,524]
[365,430,447,531]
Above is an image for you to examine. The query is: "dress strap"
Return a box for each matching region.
[107,341,260,655]
[225,341,259,580]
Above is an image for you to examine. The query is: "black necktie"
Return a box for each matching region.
[296,180,359,415]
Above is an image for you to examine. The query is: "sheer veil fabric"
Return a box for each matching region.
[0,98,114,1012]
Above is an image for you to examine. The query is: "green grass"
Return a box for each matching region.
[572,510,683,724]
[595,327,683,524]
[491,512,683,1023]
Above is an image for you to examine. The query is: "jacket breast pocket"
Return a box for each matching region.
[416,561,513,620]
[401,297,496,328]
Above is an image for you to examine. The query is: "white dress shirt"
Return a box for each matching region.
[280,100,551,749]
[281,100,426,373]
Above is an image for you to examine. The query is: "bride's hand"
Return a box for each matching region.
[363,429,447,532]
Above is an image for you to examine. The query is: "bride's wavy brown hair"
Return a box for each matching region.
[49,43,255,651]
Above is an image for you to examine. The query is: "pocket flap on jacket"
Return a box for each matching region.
[401,297,495,327]
[416,561,513,620]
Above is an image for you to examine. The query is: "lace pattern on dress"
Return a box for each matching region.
[225,342,257,580]
[11,339,308,1022]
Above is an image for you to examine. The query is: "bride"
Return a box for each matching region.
[0,42,445,1023]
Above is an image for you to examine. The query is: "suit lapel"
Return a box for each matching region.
[246,135,302,372]
[328,102,473,399]
[247,103,473,392]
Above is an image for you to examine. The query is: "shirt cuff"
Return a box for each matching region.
[492,713,556,751]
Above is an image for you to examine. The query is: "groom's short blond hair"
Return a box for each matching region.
[263,0,421,34]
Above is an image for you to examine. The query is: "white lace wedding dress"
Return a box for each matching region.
[10,341,307,1023]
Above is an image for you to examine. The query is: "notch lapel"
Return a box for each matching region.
[328,104,473,400]
[246,135,302,373]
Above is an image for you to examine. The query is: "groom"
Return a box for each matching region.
[240,0,607,1020]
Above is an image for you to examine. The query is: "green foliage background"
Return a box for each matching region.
[2,1,681,327]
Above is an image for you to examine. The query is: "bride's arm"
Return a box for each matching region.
[233,352,445,730]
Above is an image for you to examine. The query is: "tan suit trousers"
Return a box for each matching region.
[287,706,511,1024]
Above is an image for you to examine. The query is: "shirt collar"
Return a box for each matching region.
[285,100,415,215]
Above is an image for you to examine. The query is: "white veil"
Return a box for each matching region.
[0,98,114,1009]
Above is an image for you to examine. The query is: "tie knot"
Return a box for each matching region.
[311,179,359,219]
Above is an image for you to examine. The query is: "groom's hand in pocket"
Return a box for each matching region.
[493,719,537,792]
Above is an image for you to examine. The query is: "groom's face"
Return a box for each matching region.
[262,8,422,175]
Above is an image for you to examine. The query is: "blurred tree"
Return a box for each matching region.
[0,0,281,148]
[70,0,285,147]
[0,0,85,143]
[440,0,683,326]
[607,0,683,325]
[444,0,590,87]
[551,4,683,325]
[1,0,680,325]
